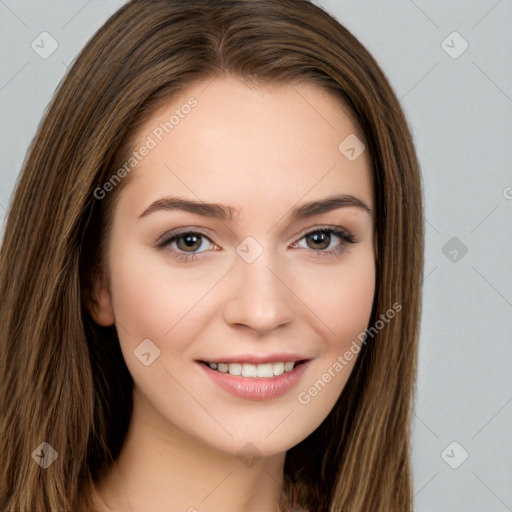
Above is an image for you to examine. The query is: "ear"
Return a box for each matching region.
[89,267,115,326]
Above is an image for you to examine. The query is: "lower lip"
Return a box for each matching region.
[198,361,311,401]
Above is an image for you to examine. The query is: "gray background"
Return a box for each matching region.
[0,1,511,510]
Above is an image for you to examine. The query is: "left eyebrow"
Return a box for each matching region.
[289,193,372,220]
[138,193,372,222]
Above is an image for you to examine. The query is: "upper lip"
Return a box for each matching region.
[197,353,311,365]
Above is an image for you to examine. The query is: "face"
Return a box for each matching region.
[92,76,375,458]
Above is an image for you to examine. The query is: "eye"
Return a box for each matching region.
[156,226,356,262]
[291,227,355,257]
[155,229,216,262]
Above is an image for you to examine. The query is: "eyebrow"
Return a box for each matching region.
[139,193,372,222]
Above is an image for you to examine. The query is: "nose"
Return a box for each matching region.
[222,254,295,335]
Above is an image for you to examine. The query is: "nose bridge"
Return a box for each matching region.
[223,242,294,333]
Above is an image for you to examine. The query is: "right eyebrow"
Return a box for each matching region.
[139,196,238,222]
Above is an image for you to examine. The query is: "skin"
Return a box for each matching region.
[90,75,375,512]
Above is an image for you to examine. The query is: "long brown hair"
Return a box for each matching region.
[0,1,423,510]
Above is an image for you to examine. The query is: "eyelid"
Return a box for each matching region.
[155,226,216,247]
[294,224,355,244]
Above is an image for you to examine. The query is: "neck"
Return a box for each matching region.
[92,387,286,512]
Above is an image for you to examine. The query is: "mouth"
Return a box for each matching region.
[198,359,309,378]
[196,356,313,401]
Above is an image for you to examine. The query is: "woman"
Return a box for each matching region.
[0,0,423,510]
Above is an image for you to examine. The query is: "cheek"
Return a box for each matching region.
[299,250,376,350]
[108,244,211,343]
[288,255,375,440]
[106,246,216,414]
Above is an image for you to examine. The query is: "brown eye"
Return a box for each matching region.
[175,233,203,252]
[305,231,331,250]
[156,230,215,260]
[293,227,355,258]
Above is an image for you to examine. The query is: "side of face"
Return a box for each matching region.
[90,76,375,457]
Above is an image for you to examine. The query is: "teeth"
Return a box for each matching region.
[242,364,258,377]
[257,364,273,378]
[284,362,294,372]
[228,363,241,375]
[207,361,298,378]
[272,362,285,376]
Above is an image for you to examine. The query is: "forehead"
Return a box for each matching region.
[122,76,372,215]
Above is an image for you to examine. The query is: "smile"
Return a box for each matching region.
[197,359,312,401]
[201,360,305,378]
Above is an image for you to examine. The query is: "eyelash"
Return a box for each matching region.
[155,226,355,262]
